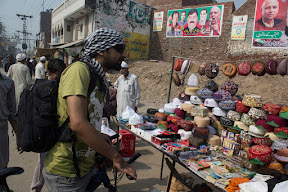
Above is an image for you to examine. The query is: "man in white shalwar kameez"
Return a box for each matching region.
[114,61,140,118]
[7,53,32,110]
[35,56,46,79]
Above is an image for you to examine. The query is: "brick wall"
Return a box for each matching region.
[146,0,287,63]
[182,0,216,6]
[228,0,288,61]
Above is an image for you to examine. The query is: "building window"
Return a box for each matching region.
[67,25,71,32]
[80,24,83,33]
[61,29,63,35]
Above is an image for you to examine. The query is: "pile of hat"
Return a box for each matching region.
[173,73,288,170]
[198,59,288,78]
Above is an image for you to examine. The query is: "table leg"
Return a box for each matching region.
[160,153,165,180]
[165,160,175,192]
[114,124,120,188]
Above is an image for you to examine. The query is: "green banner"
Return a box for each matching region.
[253,31,282,39]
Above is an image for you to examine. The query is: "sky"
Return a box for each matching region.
[0,0,247,49]
[0,0,64,49]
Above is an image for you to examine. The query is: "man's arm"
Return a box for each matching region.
[7,80,20,151]
[7,66,12,77]
[133,77,140,108]
[67,95,137,179]
[26,67,32,84]
[7,80,16,131]
[113,78,119,89]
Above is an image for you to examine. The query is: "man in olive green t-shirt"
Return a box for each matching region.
[42,28,136,192]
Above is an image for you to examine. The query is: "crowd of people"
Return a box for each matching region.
[166,6,222,37]
[0,28,141,192]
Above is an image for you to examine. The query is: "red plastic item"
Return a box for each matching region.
[119,130,136,157]
[151,135,172,146]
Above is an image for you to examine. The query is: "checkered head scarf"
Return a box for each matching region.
[80,28,124,102]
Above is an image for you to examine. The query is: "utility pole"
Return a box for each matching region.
[42,0,45,12]
[16,14,33,53]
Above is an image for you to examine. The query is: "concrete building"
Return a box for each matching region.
[51,0,152,62]
[38,10,52,48]
[50,0,94,46]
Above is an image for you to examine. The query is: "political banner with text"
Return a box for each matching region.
[166,5,224,38]
[252,0,288,48]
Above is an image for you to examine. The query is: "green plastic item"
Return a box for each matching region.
[249,159,265,165]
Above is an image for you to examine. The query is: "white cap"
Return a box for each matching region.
[40,56,46,62]
[121,61,128,68]
[181,60,191,75]
[204,98,218,107]
[16,53,26,61]
[190,96,203,105]
[187,73,198,87]
[212,107,227,117]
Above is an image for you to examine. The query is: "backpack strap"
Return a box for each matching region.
[85,63,97,96]
[72,139,81,178]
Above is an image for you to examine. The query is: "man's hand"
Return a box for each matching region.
[205,26,211,36]
[168,15,172,23]
[113,154,137,180]
[211,22,220,35]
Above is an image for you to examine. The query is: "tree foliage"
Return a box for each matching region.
[0,21,20,58]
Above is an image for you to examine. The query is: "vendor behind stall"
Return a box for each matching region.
[114,61,140,117]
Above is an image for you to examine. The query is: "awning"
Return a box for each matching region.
[55,39,84,49]
[35,48,56,57]
[48,42,65,47]
[64,47,82,57]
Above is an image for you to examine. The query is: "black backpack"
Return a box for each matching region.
[17,63,98,153]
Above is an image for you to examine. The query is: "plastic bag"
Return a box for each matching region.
[129,113,144,125]
[121,106,136,120]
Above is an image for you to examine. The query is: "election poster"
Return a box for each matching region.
[252,0,288,48]
[128,1,151,25]
[166,5,224,37]
[231,15,248,40]
[153,11,164,32]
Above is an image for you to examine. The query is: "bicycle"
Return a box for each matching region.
[0,167,24,192]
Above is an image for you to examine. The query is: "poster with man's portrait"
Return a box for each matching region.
[166,5,224,38]
[128,1,151,24]
[252,0,288,48]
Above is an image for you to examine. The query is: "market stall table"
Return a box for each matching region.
[117,123,226,192]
